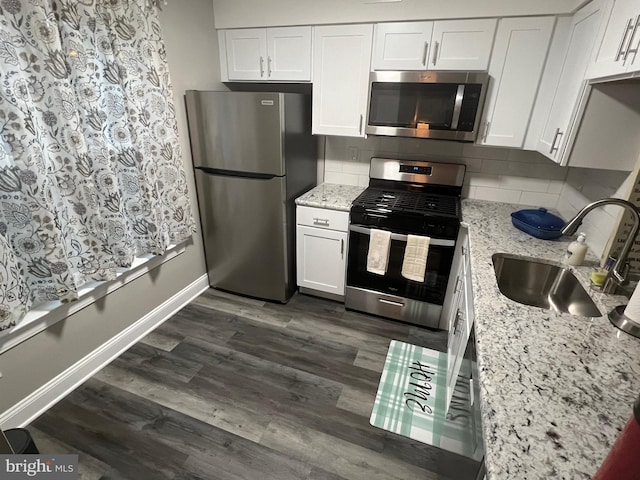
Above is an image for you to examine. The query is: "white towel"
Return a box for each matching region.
[367,229,391,275]
[401,234,430,282]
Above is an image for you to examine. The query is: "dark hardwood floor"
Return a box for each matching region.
[28,289,479,480]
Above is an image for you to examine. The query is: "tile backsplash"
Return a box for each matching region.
[320,136,636,260]
[557,168,632,261]
[322,136,568,208]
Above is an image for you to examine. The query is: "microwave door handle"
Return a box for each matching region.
[450,84,465,130]
[349,225,455,247]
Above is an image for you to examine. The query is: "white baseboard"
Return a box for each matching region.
[0,274,209,429]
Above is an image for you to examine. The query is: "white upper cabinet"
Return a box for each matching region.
[312,24,373,137]
[431,19,497,70]
[479,16,555,148]
[372,22,433,70]
[225,29,268,81]
[372,19,496,71]
[531,1,604,163]
[266,27,312,81]
[586,0,640,79]
[223,26,312,81]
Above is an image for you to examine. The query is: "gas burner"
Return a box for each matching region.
[352,188,459,217]
[349,158,464,238]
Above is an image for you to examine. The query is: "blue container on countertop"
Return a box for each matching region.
[511,208,566,240]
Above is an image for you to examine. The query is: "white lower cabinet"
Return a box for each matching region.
[444,225,474,411]
[296,206,349,297]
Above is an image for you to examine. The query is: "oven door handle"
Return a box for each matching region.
[349,225,455,247]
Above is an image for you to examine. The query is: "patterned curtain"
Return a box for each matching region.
[0,0,195,331]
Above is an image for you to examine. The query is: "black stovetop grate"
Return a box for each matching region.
[352,188,459,216]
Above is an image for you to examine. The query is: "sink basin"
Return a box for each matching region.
[492,253,601,317]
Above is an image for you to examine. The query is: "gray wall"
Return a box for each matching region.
[0,0,222,415]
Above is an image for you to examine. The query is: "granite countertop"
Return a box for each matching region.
[295,183,365,212]
[463,199,640,479]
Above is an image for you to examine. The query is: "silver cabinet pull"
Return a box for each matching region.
[359,114,363,135]
[469,377,475,406]
[259,56,265,77]
[422,41,429,66]
[432,41,439,66]
[623,15,640,64]
[453,309,463,334]
[379,298,405,308]
[313,218,329,226]
[267,56,272,77]
[341,238,344,258]
[616,17,636,61]
[454,276,462,294]
[549,128,563,154]
[482,121,490,142]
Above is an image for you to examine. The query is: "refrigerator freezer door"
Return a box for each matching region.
[186,91,285,176]
[195,170,290,302]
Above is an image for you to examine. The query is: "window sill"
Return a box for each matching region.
[0,243,186,355]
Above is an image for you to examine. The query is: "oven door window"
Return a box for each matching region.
[347,228,454,304]
[368,82,459,130]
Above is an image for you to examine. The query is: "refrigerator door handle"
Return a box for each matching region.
[194,166,278,180]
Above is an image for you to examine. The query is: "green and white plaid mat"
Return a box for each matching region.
[370,340,449,446]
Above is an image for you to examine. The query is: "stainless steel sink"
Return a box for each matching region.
[492,253,601,317]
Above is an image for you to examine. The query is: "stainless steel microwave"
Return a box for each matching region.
[366,71,489,142]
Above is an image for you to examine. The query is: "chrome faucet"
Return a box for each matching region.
[561,198,640,294]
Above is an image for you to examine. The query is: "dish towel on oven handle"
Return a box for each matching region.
[367,229,392,275]
[402,234,430,282]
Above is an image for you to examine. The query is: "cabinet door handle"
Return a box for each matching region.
[549,128,563,154]
[259,56,265,77]
[313,218,329,226]
[359,114,363,135]
[341,238,344,258]
[422,41,429,66]
[267,56,272,77]
[453,309,463,334]
[454,276,462,294]
[469,377,475,406]
[432,41,439,66]
[623,15,640,64]
[482,121,490,142]
[616,17,635,61]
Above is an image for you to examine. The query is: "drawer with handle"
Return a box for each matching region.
[296,206,349,231]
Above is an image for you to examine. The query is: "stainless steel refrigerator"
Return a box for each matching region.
[185,91,317,303]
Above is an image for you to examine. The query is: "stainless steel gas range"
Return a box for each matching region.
[345,158,465,329]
